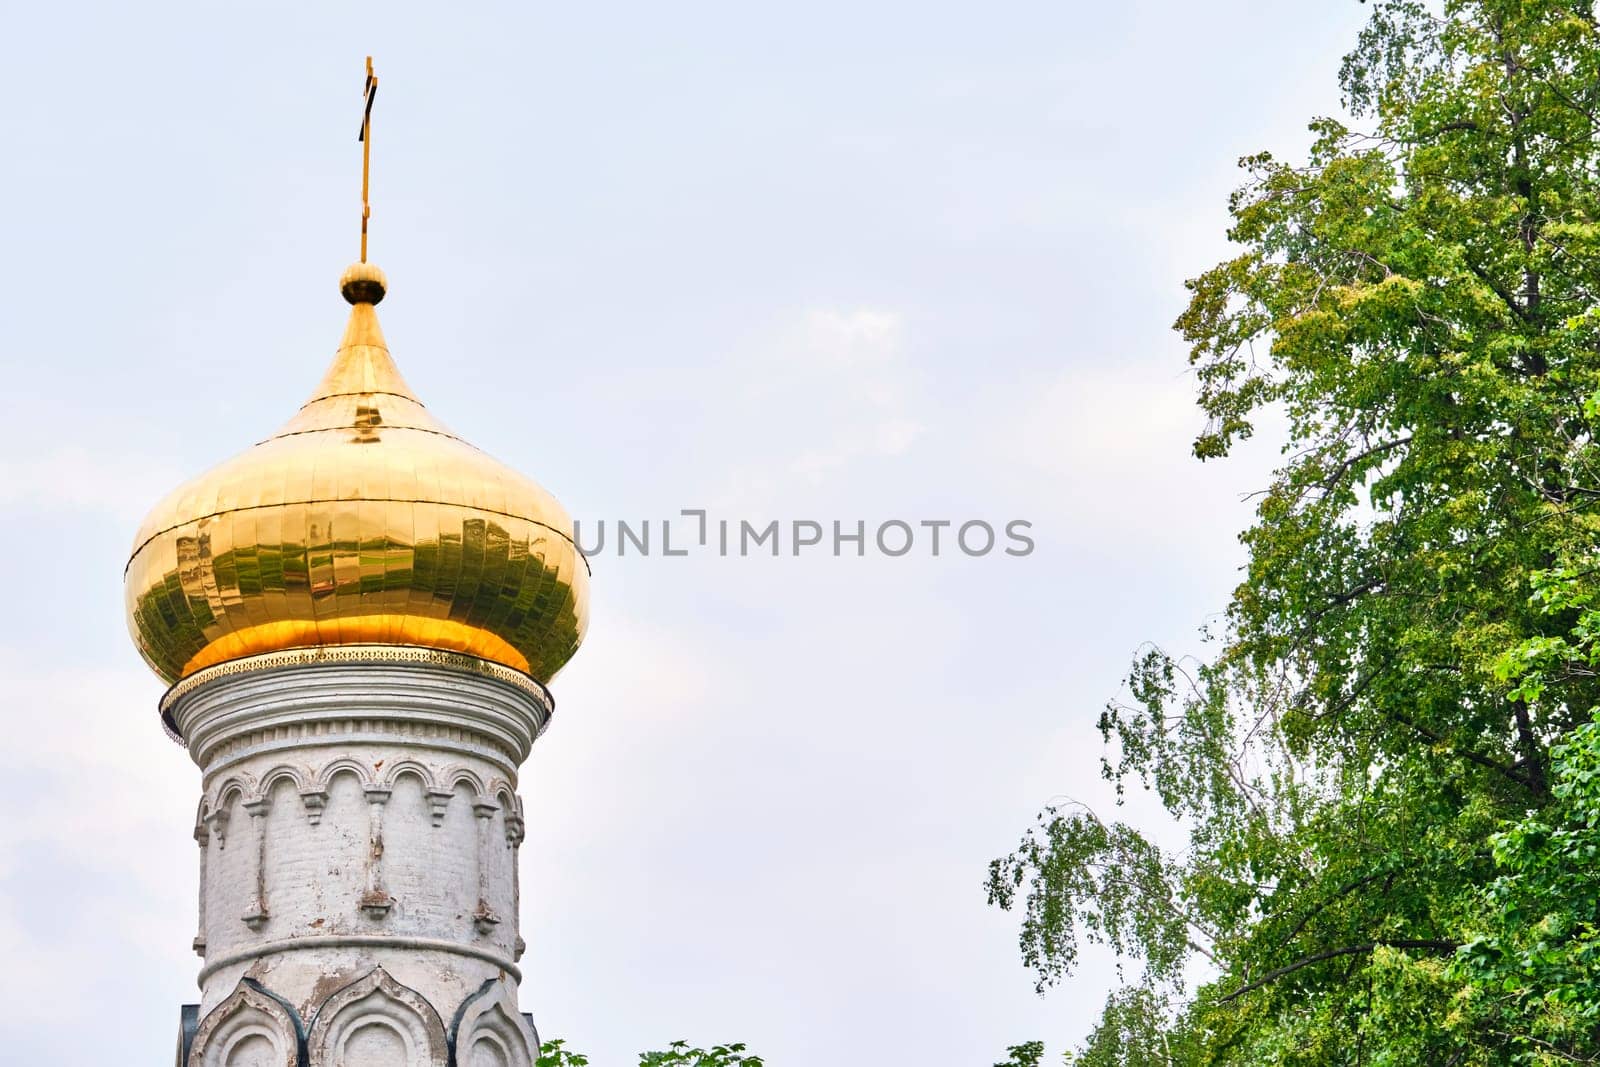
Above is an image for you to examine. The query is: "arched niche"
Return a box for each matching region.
[188,980,303,1067]
[307,968,447,1067]
[449,978,537,1067]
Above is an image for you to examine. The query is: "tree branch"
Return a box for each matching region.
[1317,435,1413,494]
[1404,118,1481,142]
[1218,940,1458,1004]
[1510,698,1548,796]
[1270,868,1393,953]
[1379,704,1541,794]
[1464,259,1529,321]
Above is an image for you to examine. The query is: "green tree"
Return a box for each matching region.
[989,0,1600,1061]
[996,1040,1047,1067]
[535,1038,590,1067]
[637,1042,763,1067]
[1064,987,1192,1067]
[1454,568,1600,1057]
[537,1035,1053,1065]
[534,1039,763,1067]
[1457,716,1600,1058]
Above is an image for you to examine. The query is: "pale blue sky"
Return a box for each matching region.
[0,2,1368,1062]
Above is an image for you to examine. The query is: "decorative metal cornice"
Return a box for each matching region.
[160,644,555,744]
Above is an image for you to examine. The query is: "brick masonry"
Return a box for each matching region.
[171,659,546,1067]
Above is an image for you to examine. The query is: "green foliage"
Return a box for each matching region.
[989,0,1600,1061]
[535,1039,763,1067]
[1461,576,1600,1060]
[1063,986,1191,1067]
[995,1040,1047,1067]
[987,801,1198,994]
[541,1034,1054,1065]
[637,1041,763,1067]
[535,1038,590,1067]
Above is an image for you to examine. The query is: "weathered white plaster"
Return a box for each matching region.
[452,977,540,1067]
[171,658,546,1066]
[306,968,448,1067]
[188,981,300,1067]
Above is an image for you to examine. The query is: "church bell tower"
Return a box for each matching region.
[124,60,589,1067]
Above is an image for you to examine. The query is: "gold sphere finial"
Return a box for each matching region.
[340,261,388,305]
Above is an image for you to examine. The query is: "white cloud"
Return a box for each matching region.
[718,307,924,500]
[801,308,906,370]
[0,657,192,1037]
[988,360,1280,554]
[0,447,184,524]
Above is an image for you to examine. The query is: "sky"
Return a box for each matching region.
[0,2,1372,1062]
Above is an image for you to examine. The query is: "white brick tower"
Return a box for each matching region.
[166,656,553,1067]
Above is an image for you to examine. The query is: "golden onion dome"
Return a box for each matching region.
[124,264,589,686]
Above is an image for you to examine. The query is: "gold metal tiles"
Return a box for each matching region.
[124,269,589,685]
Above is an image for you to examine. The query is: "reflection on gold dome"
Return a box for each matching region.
[124,266,589,685]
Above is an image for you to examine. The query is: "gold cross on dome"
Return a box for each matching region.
[359,56,378,263]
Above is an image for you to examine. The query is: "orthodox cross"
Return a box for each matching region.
[359,57,378,263]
